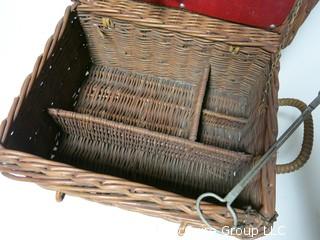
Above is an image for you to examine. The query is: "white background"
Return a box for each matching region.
[0,1,319,239]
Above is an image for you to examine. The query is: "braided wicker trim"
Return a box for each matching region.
[279,0,319,48]
[277,98,314,173]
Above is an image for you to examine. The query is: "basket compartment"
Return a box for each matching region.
[78,12,272,153]
[199,108,267,153]
[75,65,198,139]
[200,110,249,150]
[205,49,270,118]
[73,64,265,153]
[48,108,261,207]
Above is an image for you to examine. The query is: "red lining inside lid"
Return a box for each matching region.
[141,0,296,29]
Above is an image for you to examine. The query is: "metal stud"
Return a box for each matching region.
[269,24,276,29]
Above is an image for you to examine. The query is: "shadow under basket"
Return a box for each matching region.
[0,0,317,238]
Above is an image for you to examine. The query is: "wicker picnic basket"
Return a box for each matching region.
[0,0,318,238]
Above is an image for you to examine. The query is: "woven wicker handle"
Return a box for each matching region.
[277,98,314,174]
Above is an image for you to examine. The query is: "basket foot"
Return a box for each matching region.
[55,191,65,202]
[178,222,188,236]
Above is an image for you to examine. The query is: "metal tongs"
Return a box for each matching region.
[196,92,320,229]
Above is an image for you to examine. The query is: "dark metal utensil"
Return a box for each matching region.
[196,92,320,229]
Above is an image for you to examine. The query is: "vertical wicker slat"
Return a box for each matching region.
[189,66,210,141]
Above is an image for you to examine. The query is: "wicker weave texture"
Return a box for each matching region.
[77,3,274,155]
[77,0,281,52]
[49,108,262,206]
[76,66,197,138]
[8,0,320,237]
[0,148,273,239]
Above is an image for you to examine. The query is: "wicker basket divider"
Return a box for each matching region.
[47,108,260,204]
[74,65,210,140]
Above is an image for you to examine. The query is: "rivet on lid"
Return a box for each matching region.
[269,24,276,29]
